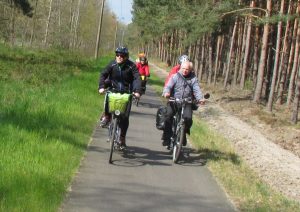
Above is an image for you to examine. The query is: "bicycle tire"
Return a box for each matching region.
[109,118,118,164]
[172,123,185,163]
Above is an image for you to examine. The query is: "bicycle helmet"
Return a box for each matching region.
[178,54,189,64]
[139,56,147,62]
[139,52,146,58]
[115,46,129,57]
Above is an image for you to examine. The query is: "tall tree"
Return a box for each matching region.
[276,0,294,104]
[291,71,300,123]
[267,0,285,111]
[43,0,53,46]
[224,19,237,89]
[253,0,272,103]
[240,0,255,89]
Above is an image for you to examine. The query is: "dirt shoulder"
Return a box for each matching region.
[150,62,300,202]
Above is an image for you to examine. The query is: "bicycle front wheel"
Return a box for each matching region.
[109,118,118,164]
[172,123,185,163]
[135,98,139,107]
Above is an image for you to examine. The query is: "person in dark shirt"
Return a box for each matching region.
[98,47,142,148]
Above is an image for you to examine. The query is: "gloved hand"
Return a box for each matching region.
[98,88,105,94]
[134,92,141,98]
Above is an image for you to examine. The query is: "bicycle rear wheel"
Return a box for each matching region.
[109,118,118,164]
[172,124,185,163]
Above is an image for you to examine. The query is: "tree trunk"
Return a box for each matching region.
[237,17,247,83]
[233,20,243,86]
[276,0,294,104]
[198,36,205,81]
[253,0,272,103]
[252,26,260,88]
[224,19,238,89]
[30,0,39,46]
[213,35,222,85]
[159,37,162,60]
[72,0,82,48]
[194,39,201,78]
[267,0,285,111]
[287,24,300,107]
[44,0,53,46]
[9,1,16,46]
[208,36,213,84]
[240,0,255,89]
[291,73,300,123]
[168,30,175,65]
[287,1,300,106]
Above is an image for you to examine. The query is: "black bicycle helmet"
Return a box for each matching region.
[115,46,129,57]
[178,54,189,64]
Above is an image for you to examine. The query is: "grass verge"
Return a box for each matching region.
[149,62,300,211]
[190,119,300,211]
[147,69,164,94]
[0,44,109,211]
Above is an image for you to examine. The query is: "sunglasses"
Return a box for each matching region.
[116,54,125,58]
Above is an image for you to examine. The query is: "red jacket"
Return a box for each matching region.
[164,64,180,87]
[136,62,150,77]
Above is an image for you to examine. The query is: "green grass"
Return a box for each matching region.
[0,44,110,211]
[147,70,164,94]
[190,119,300,211]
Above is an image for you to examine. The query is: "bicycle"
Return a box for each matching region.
[168,93,210,163]
[132,76,146,107]
[106,91,132,164]
[168,97,193,163]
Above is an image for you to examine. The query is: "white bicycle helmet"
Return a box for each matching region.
[178,55,189,64]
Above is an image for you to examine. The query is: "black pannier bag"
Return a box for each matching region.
[156,106,167,130]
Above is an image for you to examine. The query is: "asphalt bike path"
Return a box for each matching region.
[62,85,235,212]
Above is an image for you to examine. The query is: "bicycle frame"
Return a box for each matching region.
[169,97,192,163]
[106,91,132,164]
[108,112,122,163]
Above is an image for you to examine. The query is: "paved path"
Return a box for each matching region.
[62,84,235,212]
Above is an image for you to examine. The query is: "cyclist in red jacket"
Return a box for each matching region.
[164,55,190,87]
[136,55,150,94]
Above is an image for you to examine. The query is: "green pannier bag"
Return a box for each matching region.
[108,93,130,113]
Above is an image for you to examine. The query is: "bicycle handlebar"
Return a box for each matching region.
[99,89,139,97]
[168,97,193,104]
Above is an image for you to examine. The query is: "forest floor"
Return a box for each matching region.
[198,86,300,202]
[150,62,300,202]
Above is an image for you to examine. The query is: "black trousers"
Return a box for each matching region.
[162,102,193,140]
[104,93,132,137]
[141,79,147,94]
